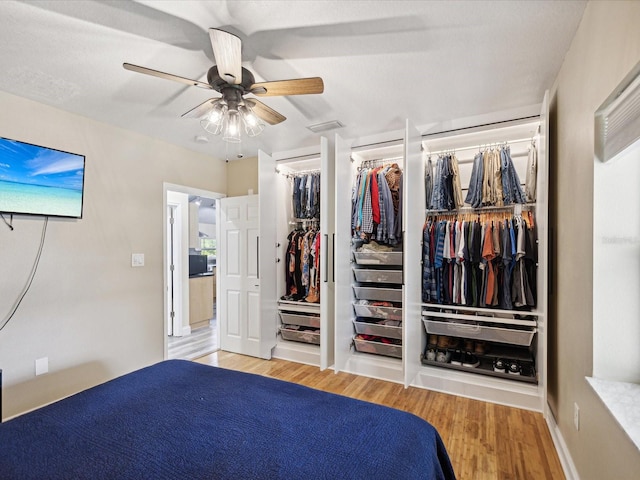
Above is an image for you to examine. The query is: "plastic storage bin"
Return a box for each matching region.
[422,317,536,346]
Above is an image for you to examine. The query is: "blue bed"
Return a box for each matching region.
[0,360,455,479]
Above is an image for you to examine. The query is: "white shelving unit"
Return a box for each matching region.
[238,98,549,411]
[263,138,336,370]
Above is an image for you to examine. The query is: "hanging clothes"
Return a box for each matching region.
[424,154,434,210]
[351,162,403,246]
[525,140,538,202]
[282,226,321,303]
[421,210,537,310]
[429,154,463,211]
[500,146,526,205]
[290,172,321,220]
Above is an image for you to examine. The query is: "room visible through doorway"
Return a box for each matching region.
[164,183,224,360]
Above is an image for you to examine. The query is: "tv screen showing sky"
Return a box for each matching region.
[0,136,85,218]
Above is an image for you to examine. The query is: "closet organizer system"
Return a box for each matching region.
[268,138,336,369]
[333,112,549,411]
[244,102,548,411]
[420,126,544,391]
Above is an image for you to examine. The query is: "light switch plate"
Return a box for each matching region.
[132,253,145,267]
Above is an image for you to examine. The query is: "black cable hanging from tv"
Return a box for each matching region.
[0,217,48,332]
[0,213,13,231]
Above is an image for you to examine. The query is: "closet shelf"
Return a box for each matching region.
[280,326,320,345]
[422,303,542,319]
[420,357,537,384]
[354,286,402,303]
[353,335,402,359]
[423,318,536,346]
[353,251,403,266]
[278,300,321,314]
[279,311,320,329]
[353,302,402,321]
[352,268,403,284]
[353,319,402,340]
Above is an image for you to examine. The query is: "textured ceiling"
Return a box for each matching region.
[0,0,586,161]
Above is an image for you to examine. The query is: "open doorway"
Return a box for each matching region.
[163,183,225,360]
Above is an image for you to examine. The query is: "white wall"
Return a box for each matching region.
[549,1,640,478]
[0,90,226,418]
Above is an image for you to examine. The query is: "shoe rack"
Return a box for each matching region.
[420,309,538,384]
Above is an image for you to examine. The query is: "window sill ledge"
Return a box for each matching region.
[586,377,640,451]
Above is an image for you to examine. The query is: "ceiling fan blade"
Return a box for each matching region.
[245,99,286,125]
[209,28,242,85]
[250,77,324,96]
[181,98,221,118]
[123,63,212,90]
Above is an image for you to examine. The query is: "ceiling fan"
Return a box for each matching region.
[123,28,324,142]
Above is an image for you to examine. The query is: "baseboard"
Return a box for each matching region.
[545,406,580,480]
[181,325,192,336]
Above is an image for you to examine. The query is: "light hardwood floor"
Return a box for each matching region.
[168,319,218,360]
[197,351,564,480]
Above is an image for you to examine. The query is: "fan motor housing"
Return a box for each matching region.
[207,66,255,93]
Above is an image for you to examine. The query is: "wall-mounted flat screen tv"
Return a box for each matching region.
[0,136,85,219]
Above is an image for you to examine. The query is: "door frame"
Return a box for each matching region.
[163,182,225,359]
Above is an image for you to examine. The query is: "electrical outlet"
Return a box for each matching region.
[574,402,580,431]
[35,357,48,376]
[131,253,145,267]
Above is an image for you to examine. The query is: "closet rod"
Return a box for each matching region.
[425,203,536,215]
[281,168,321,177]
[289,218,320,225]
[354,155,404,166]
[423,137,534,156]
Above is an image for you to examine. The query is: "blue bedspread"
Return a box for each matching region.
[0,360,455,479]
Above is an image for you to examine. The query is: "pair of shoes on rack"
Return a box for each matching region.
[450,349,480,368]
[493,358,521,375]
[436,335,460,349]
[424,346,451,363]
[461,339,489,355]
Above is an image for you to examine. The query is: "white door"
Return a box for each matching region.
[166,191,186,338]
[258,149,278,359]
[402,118,424,387]
[166,204,177,335]
[218,195,262,356]
[333,134,355,373]
[319,136,335,370]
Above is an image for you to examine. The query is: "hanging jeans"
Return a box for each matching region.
[500,147,525,204]
[464,152,484,208]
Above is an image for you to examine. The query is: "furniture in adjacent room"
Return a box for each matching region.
[188,273,214,329]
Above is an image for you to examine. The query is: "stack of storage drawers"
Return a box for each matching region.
[351,247,403,359]
[278,301,321,345]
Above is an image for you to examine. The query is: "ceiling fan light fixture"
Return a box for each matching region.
[239,104,265,137]
[222,110,242,143]
[200,100,227,135]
